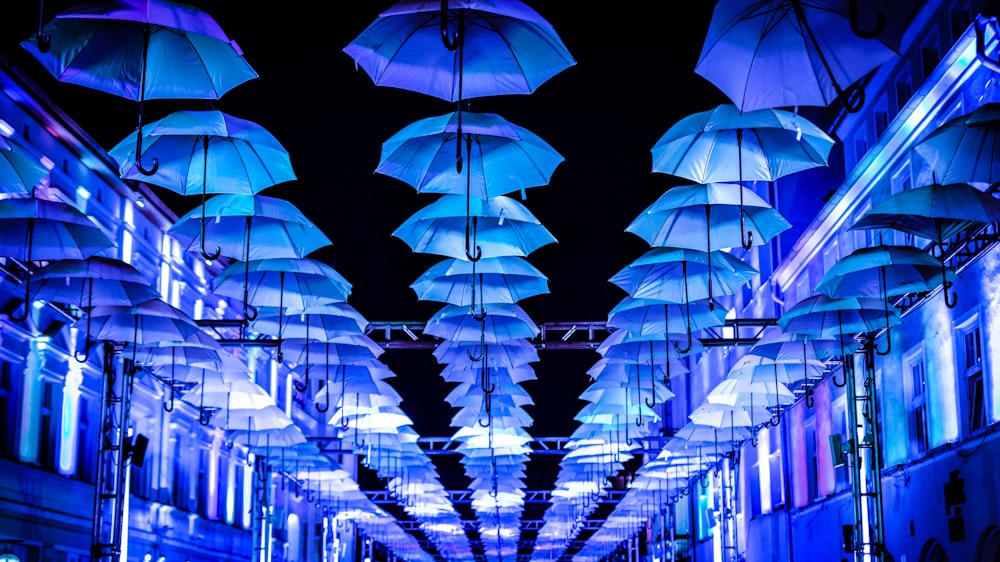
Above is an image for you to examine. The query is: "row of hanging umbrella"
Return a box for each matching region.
[344,0,577,558]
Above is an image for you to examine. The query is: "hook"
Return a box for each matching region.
[439,0,461,51]
[471,305,487,322]
[848,0,886,39]
[134,24,159,176]
[198,140,220,260]
[307,488,316,503]
[769,409,781,427]
[832,367,847,388]
[465,216,482,262]
[163,379,175,413]
[976,15,1000,73]
[35,0,51,53]
[673,328,693,355]
[941,256,958,309]
[74,342,92,364]
[875,267,893,356]
[467,346,483,362]
[805,384,816,409]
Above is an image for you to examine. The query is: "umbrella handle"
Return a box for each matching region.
[163,379,175,413]
[134,25,159,176]
[439,0,462,51]
[942,257,958,309]
[848,0,886,39]
[315,363,330,413]
[770,410,781,427]
[35,0,50,53]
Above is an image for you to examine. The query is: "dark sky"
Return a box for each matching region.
[1,0,730,499]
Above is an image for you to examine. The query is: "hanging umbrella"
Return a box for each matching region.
[433,338,539,368]
[814,243,957,352]
[411,255,549,305]
[132,330,227,412]
[626,183,791,303]
[850,181,1000,308]
[378,111,563,262]
[377,110,564,199]
[607,296,726,356]
[343,0,575,102]
[911,102,1000,190]
[212,256,352,334]
[694,0,911,112]
[597,321,705,363]
[109,110,296,260]
[393,194,557,261]
[651,104,832,249]
[610,247,758,305]
[86,299,204,380]
[24,0,258,175]
[167,193,326,261]
[707,378,795,409]
[29,256,159,359]
[0,195,116,322]
[778,293,901,386]
[440,364,537,385]
[228,423,306,449]
[424,303,540,343]
[0,135,48,194]
[250,303,368,341]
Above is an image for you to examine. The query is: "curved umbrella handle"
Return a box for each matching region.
[135,25,159,176]
[11,220,34,324]
[467,346,483,362]
[645,340,656,409]
[293,320,311,392]
[439,0,462,51]
[942,257,958,309]
[849,0,886,39]
[35,0,50,53]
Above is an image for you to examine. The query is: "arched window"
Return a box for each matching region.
[975,526,1000,562]
[920,539,949,562]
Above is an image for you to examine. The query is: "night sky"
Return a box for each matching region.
[1,1,731,503]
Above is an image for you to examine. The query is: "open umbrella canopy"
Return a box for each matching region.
[0,196,115,261]
[168,193,328,260]
[22,0,257,100]
[250,303,368,340]
[587,357,689,383]
[130,329,225,369]
[343,0,575,102]
[410,255,549,305]
[279,335,385,366]
[424,302,540,342]
[610,247,758,303]
[109,109,295,194]
[596,329,705,363]
[393,194,557,259]
[213,257,352,310]
[377,110,564,199]
[0,136,48,195]
[911,102,1000,189]
[778,293,901,341]
[184,377,273,411]
[432,336,539,368]
[86,298,202,345]
[651,104,834,183]
[440,363,537,385]
[607,297,727,337]
[694,0,908,112]
[850,181,1000,242]
[626,183,792,251]
[29,256,158,308]
[707,377,795,408]
[815,244,956,299]
[689,402,772,429]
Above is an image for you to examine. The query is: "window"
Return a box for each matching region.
[950,3,973,43]
[906,347,930,455]
[957,320,986,434]
[805,418,819,501]
[896,66,913,112]
[874,95,889,137]
[39,380,57,470]
[831,396,850,491]
[921,36,940,81]
[76,395,93,483]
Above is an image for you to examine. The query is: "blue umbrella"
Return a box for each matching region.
[24,0,257,174]
[694,0,909,112]
[168,193,328,260]
[0,196,116,322]
[378,110,563,261]
[378,111,564,200]
[0,136,48,195]
[425,303,539,343]
[344,0,575,103]
[393,194,557,260]
[651,104,832,249]
[410,255,549,306]
[109,110,297,260]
